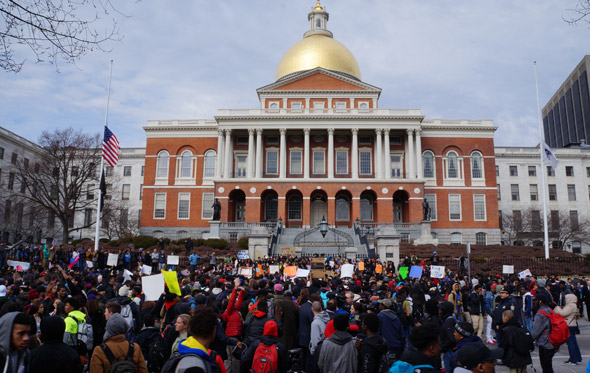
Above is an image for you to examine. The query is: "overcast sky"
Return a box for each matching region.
[1,0,589,148]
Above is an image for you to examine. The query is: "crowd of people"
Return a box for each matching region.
[0,241,588,373]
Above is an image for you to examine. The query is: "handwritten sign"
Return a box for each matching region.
[296,268,310,278]
[107,253,118,267]
[269,265,280,274]
[358,261,365,271]
[375,264,383,273]
[518,269,532,279]
[238,250,249,260]
[430,266,445,279]
[280,247,297,256]
[239,267,253,278]
[7,260,30,271]
[284,266,297,277]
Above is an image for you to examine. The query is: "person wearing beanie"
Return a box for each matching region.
[30,316,83,373]
[106,284,141,334]
[450,321,482,371]
[89,313,147,373]
[318,313,357,373]
[241,320,288,373]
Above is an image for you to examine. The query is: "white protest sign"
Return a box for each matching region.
[107,253,118,267]
[124,269,133,282]
[86,261,94,269]
[329,260,335,267]
[142,274,164,301]
[518,269,532,279]
[503,265,514,274]
[296,268,310,278]
[341,263,354,278]
[7,260,30,271]
[239,267,253,278]
[430,265,445,279]
[269,265,280,274]
[141,265,152,275]
[167,255,179,265]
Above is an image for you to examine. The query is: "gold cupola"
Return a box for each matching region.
[275,2,361,81]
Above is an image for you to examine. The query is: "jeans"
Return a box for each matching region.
[566,326,582,363]
[523,315,532,333]
[443,351,453,373]
[538,346,555,373]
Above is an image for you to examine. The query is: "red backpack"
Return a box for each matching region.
[537,309,570,348]
[251,343,278,373]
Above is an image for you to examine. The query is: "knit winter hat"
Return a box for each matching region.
[263,320,278,338]
[118,285,130,297]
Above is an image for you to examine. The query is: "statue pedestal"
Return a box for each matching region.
[375,226,400,268]
[209,221,221,239]
[248,226,271,260]
[414,220,439,245]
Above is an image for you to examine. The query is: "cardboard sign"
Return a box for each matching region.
[141,265,152,275]
[311,258,325,279]
[430,266,445,279]
[237,250,249,260]
[409,266,423,279]
[296,268,310,278]
[143,274,164,301]
[375,264,383,274]
[280,247,297,255]
[341,264,354,278]
[7,260,30,271]
[358,261,365,271]
[284,266,297,277]
[503,265,514,274]
[269,265,280,274]
[239,267,253,278]
[107,253,118,267]
[518,269,532,279]
[167,255,179,265]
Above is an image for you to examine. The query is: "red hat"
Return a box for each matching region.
[263,320,278,338]
[491,284,497,289]
[28,289,40,302]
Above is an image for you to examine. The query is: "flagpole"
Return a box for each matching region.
[94,60,114,252]
[534,61,550,259]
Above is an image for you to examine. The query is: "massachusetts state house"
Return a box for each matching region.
[140,2,501,250]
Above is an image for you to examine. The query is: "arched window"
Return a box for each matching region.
[471,152,482,179]
[475,232,487,245]
[447,151,458,178]
[179,151,192,178]
[264,193,278,222]
[451,232,462,244]
[204,150,216,178]
[423,151,434,178]
[336,196,350,221]
[288,196,302,220]
[360,195,373,221]
[156,151,169,178]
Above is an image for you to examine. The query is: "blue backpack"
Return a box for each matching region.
[388,361,433,373]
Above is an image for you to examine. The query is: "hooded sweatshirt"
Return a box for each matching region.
[317,330,358,373]
[0,312,29,373]
[309,311,330,355]
[241,321,288,373]
[30,316,82,373]
[554,293,578,327]
[64,309,86,346]
[358,334,388,373]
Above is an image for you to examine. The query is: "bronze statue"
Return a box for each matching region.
[212,198,221,221]
[422,199,430,221]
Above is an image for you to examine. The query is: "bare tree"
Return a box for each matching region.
[0,0,133,72]
[565,0,590,25]
[548,209,590,250]
[10,127,103,243]
[101,203,139,240]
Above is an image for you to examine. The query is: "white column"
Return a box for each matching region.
[279,128,287,179]
[247,128,255,179]
[415,129,423,179]
[304,128,310,179]
[351,129,358,179]
[224,129,232,179]
[216,129,224,178]
[255,129,263,179]
[383,128,391,179]
[407,129,415,179]
[327,128,334,178]
[375,129,382,179]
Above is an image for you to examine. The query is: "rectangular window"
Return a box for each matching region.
[234,155,247,178]
[138,210,142,228]
[568,184,576,201]
[389,136,402,145]
[547,166,555,176]
[106,167,113,177]
[20,180,26,194]
[391,155,402,178]
[290,150,302,174]
[154,193,166,219]
[121,184,130,200]
[499,210,503,230]
[236,136,248,145]
[531,210,541,230]
[11,152,17,164]
[336,150,348,175]
[291,102,302,112]
[358,136,371,145]
[587,167,590,177]
[497,184,501,200]
[0,147,3,159]
[47,210,55,228]
[509,165,518,176]
[473,194,486,221]
[476,233,487,245]
[313,150,325,174]
[449,194,461,221]
[424,194,437,220]
[266,136,279,145]
[123,166,132,177]
[178,193,190,219]
[550,210,560,230]
[530,184,538,201]
[201,193,214,220]
[86,184,94,200]
[84,209,93,226]
[266,150,278,174]
[528,166,536,176]
[120,208,128,226]
[548,184,557,201]
[139,184,143,200]
[513,210,522,230]
[495,165,499,176]
[141,166,145,176]
[566,166,574,176]
[510,184,519,201]
[4,200,11,221]
[335,101,346,110]
[570,210,579,231]
[8,172,14,190]
[359,151,372,175]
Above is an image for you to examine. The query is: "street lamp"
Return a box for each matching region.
[319,216,328,238]
[278,217,283,231]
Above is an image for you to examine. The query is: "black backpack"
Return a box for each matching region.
[512,326,535,356]
[101,342,137,373]
[146,334,170,373]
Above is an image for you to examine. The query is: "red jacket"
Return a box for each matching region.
[222,288,245,338]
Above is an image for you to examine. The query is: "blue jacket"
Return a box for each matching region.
[377,309,404,354]
[189,254,199,265]
[484,291,494,315]
[522,292,533,317]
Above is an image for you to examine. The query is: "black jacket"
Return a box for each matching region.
[358,334,388,373]
[499,319,533,369]
[135,327,162,363]
[241,335,288,373]
[398,348,441,373]
[242,312,282,347]
[492,295,521,329]
[297,300,314,348]
[109,296,142,334]
[30,341,82,373]
[467,292,486,316]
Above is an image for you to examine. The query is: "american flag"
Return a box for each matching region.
[102,126,120,167]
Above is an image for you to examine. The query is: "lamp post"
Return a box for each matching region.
[278,217,283,233]
[320,216,328,256]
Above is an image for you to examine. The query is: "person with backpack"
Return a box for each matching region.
[531,293,557,373]
[355,313,388,373]
[108,286,142,334]
[376,298,404,360]
[30,316,83,373]
[498,310,533,373]
[317,314,357,373]
[135,314,169,373]
[554,293,582,365]
[309,301,329,358]
[240,320,287,373]
[64,297,92,350]
[391,325,441,373]
[89,313,147,373]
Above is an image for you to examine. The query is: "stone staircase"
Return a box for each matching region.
[275,227,368,257]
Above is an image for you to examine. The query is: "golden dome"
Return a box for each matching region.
[276,34,362,81]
